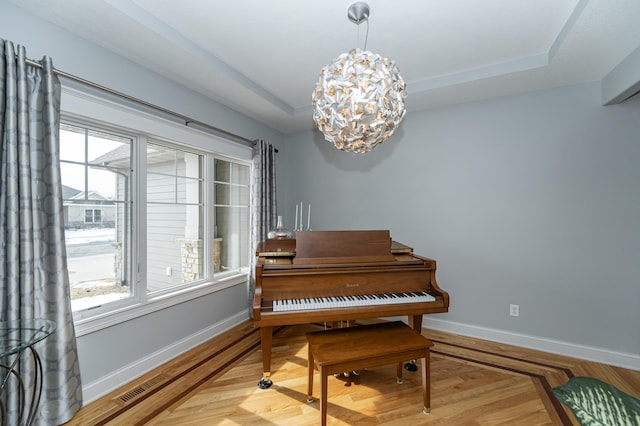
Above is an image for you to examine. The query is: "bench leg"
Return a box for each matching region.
[422,352,430,414]
[307,345,314,403]
[320,367,328,426]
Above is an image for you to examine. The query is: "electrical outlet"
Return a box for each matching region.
[509,304,519,317]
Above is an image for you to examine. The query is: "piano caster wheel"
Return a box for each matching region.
[404,360,418,372]
[258,378,273,389]
[307,397,314,403]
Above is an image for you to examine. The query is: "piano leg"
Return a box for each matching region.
[258,326,273,389]
[409,314,424,332]
[405,314,424,371]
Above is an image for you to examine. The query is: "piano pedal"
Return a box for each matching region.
[334,370,359,378]
[404,360,418,372]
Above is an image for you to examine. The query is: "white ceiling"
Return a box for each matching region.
[11,0,640,134]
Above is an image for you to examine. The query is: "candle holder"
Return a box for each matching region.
[268,215,294,239]
[295,202,312,232]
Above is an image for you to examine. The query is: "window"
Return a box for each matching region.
[84,209,102,223]
[60,88,253,332]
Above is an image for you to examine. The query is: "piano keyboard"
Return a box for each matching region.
[273,292,436,312]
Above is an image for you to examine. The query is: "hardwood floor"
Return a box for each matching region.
[65,320,640,425]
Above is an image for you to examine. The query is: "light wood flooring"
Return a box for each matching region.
[65,320,640,425]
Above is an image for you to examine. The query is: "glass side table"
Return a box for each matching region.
[1,318,56,426]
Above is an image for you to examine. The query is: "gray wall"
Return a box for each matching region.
[281,82,640,357]
[1,2,283,392]
[77,284,246,383]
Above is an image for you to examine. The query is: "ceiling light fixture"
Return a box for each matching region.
[311,2,407,154]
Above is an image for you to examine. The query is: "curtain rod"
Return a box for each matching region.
[25,58,256,149]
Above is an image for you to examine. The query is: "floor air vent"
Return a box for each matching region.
[115,374,167,405]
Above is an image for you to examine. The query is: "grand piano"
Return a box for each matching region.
[252,230,450,388]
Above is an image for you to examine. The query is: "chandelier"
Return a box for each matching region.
[311,2,407,154]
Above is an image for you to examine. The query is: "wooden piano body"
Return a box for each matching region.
[252,230,450,388]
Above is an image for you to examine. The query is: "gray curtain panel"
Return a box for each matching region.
[1,39,82,425]
[248,139,277,318]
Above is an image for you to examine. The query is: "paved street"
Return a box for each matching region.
[67,252,115,284]
[66,241,113,257]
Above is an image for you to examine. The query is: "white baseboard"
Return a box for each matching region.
[81,310,248,404]
[422,317,640,371]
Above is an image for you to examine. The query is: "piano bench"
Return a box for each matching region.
[306,321,433,426]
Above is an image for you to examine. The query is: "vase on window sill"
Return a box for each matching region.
[268,215,293,239]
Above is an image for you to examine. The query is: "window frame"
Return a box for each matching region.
[61,87,253,336]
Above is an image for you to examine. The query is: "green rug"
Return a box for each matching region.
[552,376,640,426]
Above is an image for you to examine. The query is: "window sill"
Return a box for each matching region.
[73,274,248,337]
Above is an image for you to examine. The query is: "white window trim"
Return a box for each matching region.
[61,87,253,337]
[74,275,247,336]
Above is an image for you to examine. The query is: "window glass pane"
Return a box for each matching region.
[61,124,133,312]
[214,159,230,182]
[60,124,85,162]
[147,143,203,293]
[182,151,201,179]
[177,177,201,204]
[214,159,250,275]
[147,204,202,292]
[88,167,118,200]
[233,162,250,185]
[215,206,250,272]
[230,185,249,205]
[147,173,176,203]
[61,163,85,199]
[214,183,230,204]
[147,144,175,169]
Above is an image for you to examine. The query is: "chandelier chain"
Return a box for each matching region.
[357,19,370,51]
